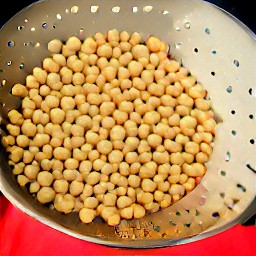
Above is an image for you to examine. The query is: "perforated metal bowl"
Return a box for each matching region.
[0,0,255,248]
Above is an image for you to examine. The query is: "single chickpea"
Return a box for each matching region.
[50,108,65,124]
[184,141,200,155]
[108,150,123,164]
[196,152,209,163]
[120,207,133,219]
[53,194,76,214]
[132,203,146,219]
[143,111,161,125]
[79,208,96,224]
[81,37,97,54]
[69,180,84,196]
[48,39,63,53]
[141,178,157,192]
[43,57,60,73]
[200,142,213,155]
[66,36,81,52]
[53,147,71,161]
[170,152,184,166]
[29,181,40,193]
[128,61,143,78]
[131,44,149,61]
[129,32,142,46]
[147,134,162,149]
[21,122,37,137]
[37,171,53,187]
[100,102,115,116]
[37,187,56,204]
[110,125,126,141]
[12,83,28,98]
[96,140,113,155]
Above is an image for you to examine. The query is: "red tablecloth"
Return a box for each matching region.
[0,195,255,256]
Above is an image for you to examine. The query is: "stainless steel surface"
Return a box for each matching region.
[0,0,255,248]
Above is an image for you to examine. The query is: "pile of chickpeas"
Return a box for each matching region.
[2,29,217,226]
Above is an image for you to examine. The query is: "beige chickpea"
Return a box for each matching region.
[66,36,81,52]
[170,152,184,166]
[69,180,84,196]
[100,102,115,116]
[196,152,209,163]
[182,163,206,177]
[52,53,66,67]
[72,72,85,86]
[200,142,213,155]
[110,125,126,141]
[132,203,146,219]
[54,194,75,214]
[108,150,123,164]
[60,96,75,111]
[79,208,96,224]
[50,108,65,124]
[146,36,165,53]
[51,158,63,171]
[96,140,113,155]
[160,194,172,209]
[12,83,28,98]
[81,36,97,54]
[63,169,79,181]
[175,134,190,145]
[141,179,157,192]
[21,122,37,137]
[6,124,20,137]
[37,187,56,204]
[143,111,161,125]
[37,171,53,186]
[12,162,25,175]
[53,179,69,194]
[48,39,63,53]
[8,110,23,125]
[120,207,133,219]
[23,164,39,180]
[131,44,149,60]
[43,58,60,73]
[29,181,40,193]
[59,67,73,84]
[181,152,194,164]
[127,60,143,78]
[84,171,100,186]
[17,175,29,186]
[53,147,71,161]
[147,134,162,149]
[184,141,200,155]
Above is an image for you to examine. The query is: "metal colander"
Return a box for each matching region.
[0,0,255,248]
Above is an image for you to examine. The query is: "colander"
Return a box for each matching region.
[0,0,255,248]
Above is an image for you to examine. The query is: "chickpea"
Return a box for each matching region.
[141,179,157,192]
[53,147,71,161]
[79,208,96,224]
[53,179,69,194]
[36,171,53,187]
[108,150,123,164]
[143,111,161,125]
[132,203,146,219]
[37,187,56,204]
[69,180,84,196]
[147,134,162,149]
[48,39,62,53]
[127,61,143,78]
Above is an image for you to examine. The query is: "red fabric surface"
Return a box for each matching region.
[0,195,255,256]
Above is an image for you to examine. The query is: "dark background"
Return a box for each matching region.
[0,0,255,33]
[0,0,255,225]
